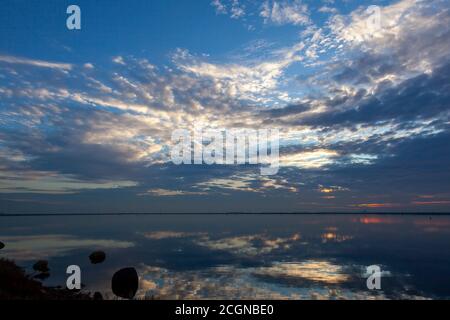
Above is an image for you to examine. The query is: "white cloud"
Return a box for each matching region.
[83,63,95,69]
[280,149,339,169]
[0,55,72,71]
[176,42,305,104]
[0,170,138,194]
[211,0,227,14]
[230,0,245,19]
[328,0,450,75]
[260,0,311,26]
[318,6,338,14]
[211,0,245,19]
[112,55,126,65]
[196,176,256,192]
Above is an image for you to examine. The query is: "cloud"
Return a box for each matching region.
[194,173,299,194]
[260,0,311,26]
[83,63,95,69]
[0,170,137,194]
[175,42,305,105]
[211,0,245,19]
[318,6,338,14]
[298,62,450,128]
[211,0,228,15]
[112,56,126,65]
[329,0,450,76]
[280,149,339,169]
[230,0,245,19]
[0,55,72,71]
[196,176,257,192]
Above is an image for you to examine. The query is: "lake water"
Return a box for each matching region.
[1,214,449,299]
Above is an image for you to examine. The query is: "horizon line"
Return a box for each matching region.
[1,212,450,217]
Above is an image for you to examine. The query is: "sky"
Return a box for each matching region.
[0,0,449,214]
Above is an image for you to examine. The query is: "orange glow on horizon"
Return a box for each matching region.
[355,203,398,208]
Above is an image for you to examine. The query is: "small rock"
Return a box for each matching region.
[33,260,49,273]
[89,251,106,264]
[111,267,139,299]
[0,241,4,250]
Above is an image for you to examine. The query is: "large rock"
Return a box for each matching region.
[89,251,106,264]
[33,260,49,273]
[111,267,139,299]
[0,241,4,250]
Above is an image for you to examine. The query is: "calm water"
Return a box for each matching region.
[1,214,449,299]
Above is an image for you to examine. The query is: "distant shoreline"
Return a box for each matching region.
[1,212,450,217]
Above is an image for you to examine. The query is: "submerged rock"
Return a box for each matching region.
[89,251,106,264]
[93,292,103,300]
[111,267,139,299]
[33,260,49,273]
[0,241,4,250]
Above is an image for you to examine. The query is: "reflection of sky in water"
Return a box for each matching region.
[1,214,449,299]
[1,235,134,261]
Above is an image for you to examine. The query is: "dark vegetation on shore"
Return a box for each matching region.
[0,239,138,300]
[0,258,93,300]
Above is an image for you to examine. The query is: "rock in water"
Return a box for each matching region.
[89,251,106,264]
[111,267,138,299]
[0,241,4,250]
[33,260,49,273]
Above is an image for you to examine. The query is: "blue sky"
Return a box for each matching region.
[1,0,450,213]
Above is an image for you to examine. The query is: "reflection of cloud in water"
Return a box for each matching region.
[355,217,401,225]
[140,231,301,256]
[413,218,450,233]
[1,235,134,261]
[321,232,353,243]
[136,262,428,300]
[255,261,350,284]
[141,231,206,240]
[137,264,308,300]
[194,233,301,256]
